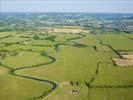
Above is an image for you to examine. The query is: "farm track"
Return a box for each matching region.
[0,33,94,100]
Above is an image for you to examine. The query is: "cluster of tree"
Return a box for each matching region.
[74,43,87,48]
[91,85,133,88]
[70,80,81,86]
[33,34,40,40]
[33,34,56,42]
[0,51,19,58]
[33,89,53,100]
[45,35,56,41]
[0,28,14,32]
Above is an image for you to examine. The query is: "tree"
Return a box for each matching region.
[33,34,39,40]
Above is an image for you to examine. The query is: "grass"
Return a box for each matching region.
[124,34,133,38]
[0,31,133,100]
[1,51,51,68]
[0,36,30,43]
[0,66,9,75]
[27,39,55,46]
[98,34,133,50]
[93,63,133,86]
[44,84,88,100]
[0,32,15,38]
[17,46,97,82]
[0,44,55,53]
[0,74,51,100]
[89,88,133,100]
[54,34,81,42]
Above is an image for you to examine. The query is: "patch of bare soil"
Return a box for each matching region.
[113,54,133,66]
[53,28,89,33]
[60,81,71,88]
[122,54,133,60]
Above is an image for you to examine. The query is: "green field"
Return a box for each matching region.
[0,36,30,44]
[0,31,133,100]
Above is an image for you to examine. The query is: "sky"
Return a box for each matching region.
[0,0,133,13]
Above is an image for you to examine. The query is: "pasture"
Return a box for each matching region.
[0,31,133,100]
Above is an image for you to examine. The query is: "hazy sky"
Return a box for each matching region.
[0,0,133,13]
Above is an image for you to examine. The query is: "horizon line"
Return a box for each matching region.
[1,11,133,14]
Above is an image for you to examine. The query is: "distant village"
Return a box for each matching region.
[0,13,133,33]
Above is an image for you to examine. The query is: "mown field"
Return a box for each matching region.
[0,31,133,100]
